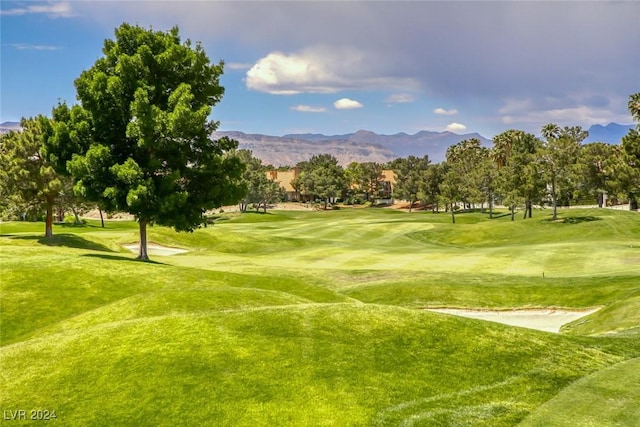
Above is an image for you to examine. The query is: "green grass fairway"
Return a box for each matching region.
[1,207,639,426]
[519,358,640,426]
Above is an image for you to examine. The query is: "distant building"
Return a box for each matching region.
[267,167,301,201]
[380,169,396,197]
[266,167,397,203]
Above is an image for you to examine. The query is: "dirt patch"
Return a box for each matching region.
[82,209,135,220]
[122,244,189,256]
[424,307,601,333]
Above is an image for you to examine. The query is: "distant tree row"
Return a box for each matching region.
[266,93,640,223]
[4,93,639,237]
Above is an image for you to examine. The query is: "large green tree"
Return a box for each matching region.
[440,139,486,222]
[439,161,463,223]
[540,124,588,219]
[621,92,640,210]
[294,154,345,209]
[420,162,445,213]
[0,117,61,237]
[576,142,616,207]
[345,161,385,202]
[492,129,544,220]
[67,23,245,260]
[390,155,430,213]
[236,150,283,213]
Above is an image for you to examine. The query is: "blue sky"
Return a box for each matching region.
[1,1,638,138]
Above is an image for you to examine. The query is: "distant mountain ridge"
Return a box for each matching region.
[220,129,494,166]
[0,121,21,134]
[4,119,634,165]
[211,131,397,166]
[284,129,493,161]
[584,123,634,144]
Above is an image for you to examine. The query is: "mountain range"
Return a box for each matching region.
[583,123,634,144]
[213,130,493,166]
[0,121,21,133]
[2,121,634,167]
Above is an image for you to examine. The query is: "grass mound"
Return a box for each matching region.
[563,294,640,337]
[2,207,639,425]
[519,357,640,426]
[0,305,626,426]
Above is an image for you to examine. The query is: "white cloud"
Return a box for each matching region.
[1,1,74,18]
[226,62,253,71]
[64,2,638,116]
[434,107,458,116]
[334,98,363,110]
[291,105,327,113]
[246,45,420,95]
[246,50,335,95]
[6,43,61,51]
[497,97,633,130]
[386,94,416,104]
[4,1,637,136]
[446,122,467,133]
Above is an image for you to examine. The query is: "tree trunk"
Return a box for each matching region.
[450,203,456,224]
[551,180,558,220]
[489,191,493,219]
[527,200,532,218]
[45,199,54,238]
[510,205,515,221]
[138,220,149,261]
[408,197,414,213]
[71,206,81,224]
[99,208,105,228]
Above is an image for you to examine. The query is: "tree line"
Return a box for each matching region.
[1,22,639,260]
[253,96,640,225]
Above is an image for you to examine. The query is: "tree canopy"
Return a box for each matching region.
[67,23,245,259]
[0,116,63,237]
[294,154,345,209]
[621,92,640,209]
[390,155,430,213]
[493,129,544,220]
[540,124,587,219]
[236,150,283,213]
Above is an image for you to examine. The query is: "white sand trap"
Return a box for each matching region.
[424,307,601,333]
[123,244,189,256]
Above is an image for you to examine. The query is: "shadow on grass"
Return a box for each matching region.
[10,234,114,252]
[82,253,166,264]
[543,216,602,224]
[55,221,101,229]
[489,212,513,219]
[239,210,275,216]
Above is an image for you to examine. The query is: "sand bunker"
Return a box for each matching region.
[424,307,600,333]
[123,244,189,256]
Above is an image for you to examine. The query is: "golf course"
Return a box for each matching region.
[1,206,639,426]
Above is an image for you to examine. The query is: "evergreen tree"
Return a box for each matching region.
[67,24,245,260]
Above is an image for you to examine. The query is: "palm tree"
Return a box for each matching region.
[540,124,586,220]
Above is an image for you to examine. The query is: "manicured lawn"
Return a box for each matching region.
[519,357,640,426]
[1,207,639,425]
